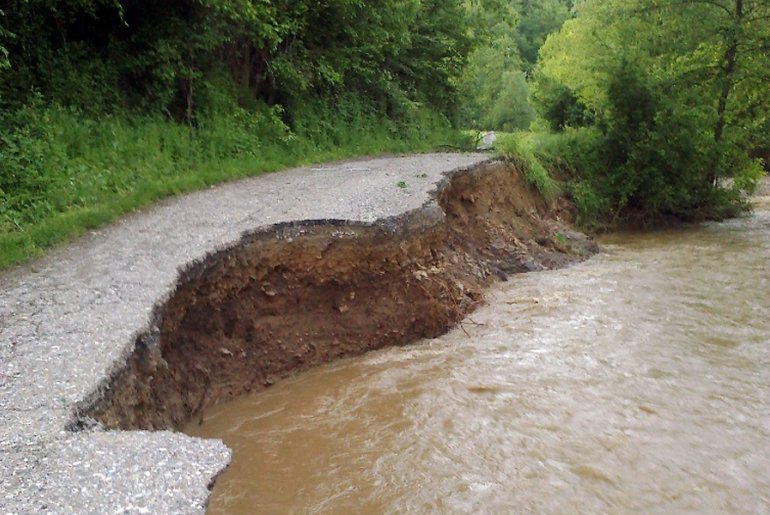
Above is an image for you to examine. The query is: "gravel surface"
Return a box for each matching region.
[0,153,489,513]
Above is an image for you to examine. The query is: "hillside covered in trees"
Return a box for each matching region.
[0,0,767,265]
[527,0,770,226]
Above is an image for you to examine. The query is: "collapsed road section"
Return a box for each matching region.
[0,153,596,513]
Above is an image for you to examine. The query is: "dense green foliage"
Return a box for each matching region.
[0,0,472,116]
[1,0,768,268]
[531,0,769,226]
[0,0,476,267]
[458,0,572,131]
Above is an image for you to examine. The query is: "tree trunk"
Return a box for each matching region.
[241,43,252,90]
[186,72,194,128]
[713,0,744,143]
[710,0,743,186]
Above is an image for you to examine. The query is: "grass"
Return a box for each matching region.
[0,104,468,269]
[493,131,561,199]
[463,130,562,200]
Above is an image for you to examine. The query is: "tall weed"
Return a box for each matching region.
[495,131,560,199]
[0,100,460,268]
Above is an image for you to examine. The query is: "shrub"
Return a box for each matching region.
[495,131,560,199]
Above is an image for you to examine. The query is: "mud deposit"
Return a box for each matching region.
[76,161,595,431]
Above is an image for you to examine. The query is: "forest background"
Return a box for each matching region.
[0,0,767,267]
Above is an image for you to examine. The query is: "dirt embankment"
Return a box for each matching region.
[75,161,597,431]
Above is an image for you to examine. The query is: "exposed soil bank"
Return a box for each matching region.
[76,161,597,431]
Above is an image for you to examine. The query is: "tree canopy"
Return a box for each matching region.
[458,0,572,131]
[0,0,472,120]
[531,0,769,223]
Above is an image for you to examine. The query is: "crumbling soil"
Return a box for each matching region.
[76,161,597,431]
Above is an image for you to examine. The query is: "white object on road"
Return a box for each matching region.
[476,131,496,150]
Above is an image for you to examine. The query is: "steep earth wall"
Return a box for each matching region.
[1,154,600,513]
[78,161,597,431]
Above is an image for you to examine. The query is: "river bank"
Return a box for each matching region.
[192,178,770,513]
[0,153,596,512]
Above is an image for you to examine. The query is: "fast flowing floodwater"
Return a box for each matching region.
[187,192,770,514]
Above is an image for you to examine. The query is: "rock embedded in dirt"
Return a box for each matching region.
[0,153,596,513]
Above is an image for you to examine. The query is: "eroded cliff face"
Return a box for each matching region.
[75,161,597,431]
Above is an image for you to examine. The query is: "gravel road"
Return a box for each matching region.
[0,153,489,513]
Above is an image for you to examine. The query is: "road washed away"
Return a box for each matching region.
[1,153,597,512]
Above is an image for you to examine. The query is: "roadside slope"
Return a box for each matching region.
[1,153,486,512]
[0,153,595,512]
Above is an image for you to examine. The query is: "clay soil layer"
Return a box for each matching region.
[79,161,597,431]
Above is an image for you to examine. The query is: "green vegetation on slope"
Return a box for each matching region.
[1,0,768,268]
[0,102,464,268]
[0,0,475,268]
[495,132,561,200]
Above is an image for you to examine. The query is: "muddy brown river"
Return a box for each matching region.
[187,193,770,513]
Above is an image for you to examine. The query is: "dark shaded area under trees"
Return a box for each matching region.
[0,0,473,120]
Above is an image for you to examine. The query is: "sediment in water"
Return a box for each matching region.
[74,161,597,431]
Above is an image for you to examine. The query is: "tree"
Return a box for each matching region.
[532,0,768,222]
[0,9,9,75]
[0,0,475,121]
[458,0,572,130]
[515,0,572,69]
